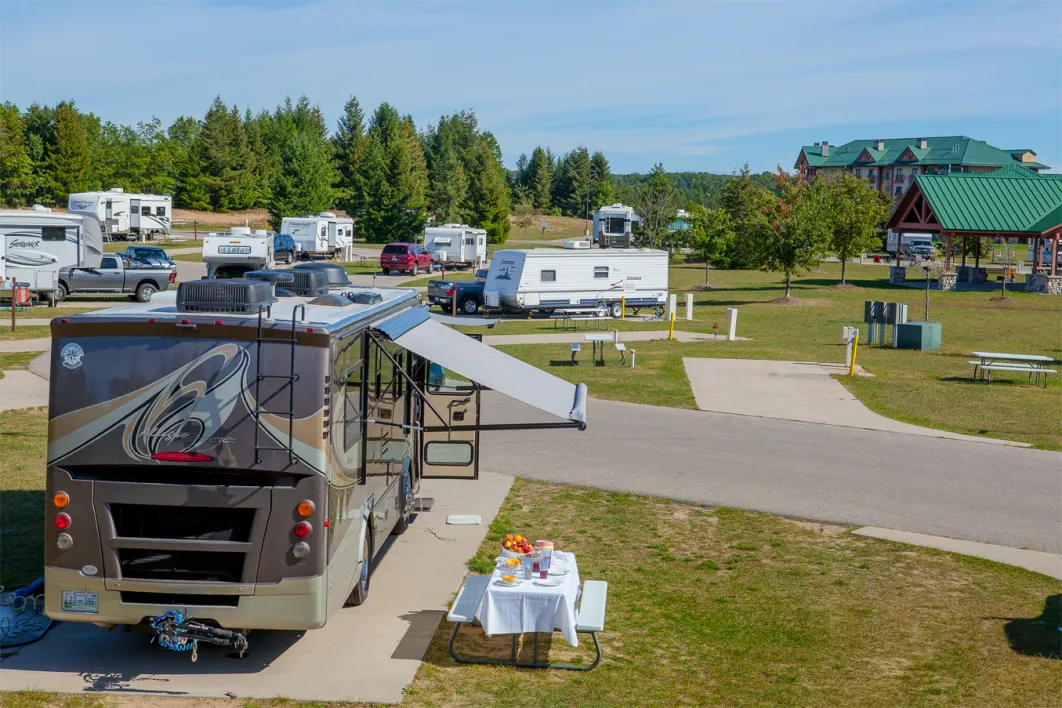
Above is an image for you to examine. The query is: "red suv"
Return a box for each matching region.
[380,242,435,276]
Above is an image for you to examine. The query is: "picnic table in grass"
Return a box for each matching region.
[446,550,608,670]
[969,351,1055,387]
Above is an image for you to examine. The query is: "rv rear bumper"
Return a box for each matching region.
[44,566,327,630]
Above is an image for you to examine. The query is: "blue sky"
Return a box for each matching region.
[2,0,1060,174]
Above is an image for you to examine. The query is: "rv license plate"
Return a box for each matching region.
[61,590,98,614]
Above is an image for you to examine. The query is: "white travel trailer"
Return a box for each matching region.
[203,227,275,278]
[67,188,172,240]
[484,245,669,317]
[423,224,488,268]
[281,213,354,259]
[593,203,640,248]
[0,207,103,298]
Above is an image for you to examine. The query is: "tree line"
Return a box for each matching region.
[0,97,511,244]
[508,146,615,218]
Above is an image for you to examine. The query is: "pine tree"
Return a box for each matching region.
[427,139,468,223]
[48,102,91,203]
[468,133,510,243]
[527,147,552,212]
[169,116,210,210]
[359,104,427,243]
[0,103,33,206]
[554,147,590,217]
[590,151,614,208]
[633,164,678,249]
[333,96,368,227]
[267,131,337,230]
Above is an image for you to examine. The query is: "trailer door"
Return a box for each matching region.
[129,199,141,231]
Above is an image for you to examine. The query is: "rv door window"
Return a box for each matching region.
[594,266,609,279]
[464,237,474,245]
[41,226,67,241]
[424,441,474,466]
[541,270,556,282]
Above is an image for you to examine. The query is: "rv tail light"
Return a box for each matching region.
[214,320,224,326]
[292,541,311,559]
[306,327,316,333]
[296,500,315,518]
[60,318,70,324]
[294,521,312,539]
[57,533,73,550]
[52,491,70,508]
[148,318,157,323]
[54,512,71,530]
[151,451,213,462]
[180,319,191,325]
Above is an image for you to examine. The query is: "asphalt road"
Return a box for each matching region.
[480,395,1062,553]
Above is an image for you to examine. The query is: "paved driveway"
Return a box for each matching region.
[480,395,1062,553]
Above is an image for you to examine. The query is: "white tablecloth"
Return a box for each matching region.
[475,551,581,646]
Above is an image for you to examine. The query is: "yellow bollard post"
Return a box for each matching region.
[621,296,626,320]
[849,334,859,376]
[668,311,675,341]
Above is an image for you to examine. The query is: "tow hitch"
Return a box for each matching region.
[150,610,248,662]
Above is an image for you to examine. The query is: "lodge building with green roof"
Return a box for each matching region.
[795,136,1048,198]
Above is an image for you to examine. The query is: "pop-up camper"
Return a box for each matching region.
[203,227,275,278]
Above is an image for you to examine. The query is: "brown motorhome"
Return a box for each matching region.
[44,278,586,640]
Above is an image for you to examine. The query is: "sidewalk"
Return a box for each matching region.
[0,369,48,410]
[483,329,744,346]
[0,337,51,353]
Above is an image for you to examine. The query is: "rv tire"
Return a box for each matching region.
[136,282,156,303]
[609,301,623,318]
[55,283,68,303]
[345,532,372,607]
[460,297,479,315]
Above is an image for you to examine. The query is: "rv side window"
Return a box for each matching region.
[337,333,364,453]
[141,206,151,216]
[156,206,166,216]
[594,266,609,279]
[541,270,556,282]
[42,226,66,241]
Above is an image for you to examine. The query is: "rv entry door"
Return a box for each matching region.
[129,199,141,231]
[416,360,479,480]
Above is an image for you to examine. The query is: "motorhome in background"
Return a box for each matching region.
[67,188,172,241]
[593,203,640,248]
[0,207,103,298]
[422,224,488,268]
[484,245,668,318]
[281,213,354,258]
[203,227,275,278]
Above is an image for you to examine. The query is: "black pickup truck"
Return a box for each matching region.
[426,269,488,314]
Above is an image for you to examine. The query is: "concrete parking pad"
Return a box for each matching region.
[852,527,1062,580]
[683,358,1024,446]
[0,472,513,704]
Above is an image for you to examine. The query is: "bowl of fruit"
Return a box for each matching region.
[501,534,533,557]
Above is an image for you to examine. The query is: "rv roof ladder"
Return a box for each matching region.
[252,304,304,465]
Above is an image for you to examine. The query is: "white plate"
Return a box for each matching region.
[533,579,562,587]
[494,579,522,587]
[547,567,569,577]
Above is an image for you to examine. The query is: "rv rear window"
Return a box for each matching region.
[594,266,609,279]
[606,216,626,233]
[541,270,556,282]
[156,206,166,216]
[42,226,66,242]
[424,441,474,466]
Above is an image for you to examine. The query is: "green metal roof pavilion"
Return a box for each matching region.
[887,167,1062,275]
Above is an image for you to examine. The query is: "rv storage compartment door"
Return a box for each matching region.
[372,310,587,431]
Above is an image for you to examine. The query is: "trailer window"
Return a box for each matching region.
[156,206,166,216]
[141,206,152,216]
[42,226,67,241]
[541,270,556,282]
[594,266,609,279]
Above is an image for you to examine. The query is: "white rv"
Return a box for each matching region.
[203,227,275,278]
[484,245,669,317]
[0,207,103,298]
[281,213,354,259]
[67,188,172,241]
[423,224,488,268]
[593,203,640,248]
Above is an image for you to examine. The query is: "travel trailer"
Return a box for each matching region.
[281,213,354,259]
[593,203,640,248]
[0,208,103,299]
[422,224,488,268]
[203,227,275,278]
[484,246,669,317]
[67,188,172,241]
[43,280,586,649]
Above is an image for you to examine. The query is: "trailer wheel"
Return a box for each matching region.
[461,297,480,315]
[345,532,372,607]
[136,282,156,303]
[609,301,623,319]
[55,283,68,303]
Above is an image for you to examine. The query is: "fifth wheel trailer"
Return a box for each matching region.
[0,208,103,298]
[43,280,586,647]
[68,188,172,241]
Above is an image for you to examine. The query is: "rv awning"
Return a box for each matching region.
[373,314,587,427]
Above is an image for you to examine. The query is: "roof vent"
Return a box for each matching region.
[176,279,275,313]
[875,140,885,151]
[230,226,252,237]
[293,262,352,287]
[319,212,336,218]
[109,187,124,193]
[30,204,51,211]
[287,268,329,296]
[820,141,829,157]
[308,293,353,307]
[345,291,383,305]
[564,240,591,249]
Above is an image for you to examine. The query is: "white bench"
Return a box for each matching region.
[570,342,581,365]
[968,360,1055,387]
[447,575,608,671]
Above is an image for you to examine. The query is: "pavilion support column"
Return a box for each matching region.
[944,232,952,272]
[1052,235,1058,277]
[961,236,968,267]
[974,237,980,268]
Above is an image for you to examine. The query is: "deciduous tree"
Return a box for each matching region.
[0,103,33,206]
[826,173,891,284]
[687,205,734,286]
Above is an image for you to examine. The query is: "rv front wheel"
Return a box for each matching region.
[345,534,372,607]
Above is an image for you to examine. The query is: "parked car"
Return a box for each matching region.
[274,233,297,264]
[120,245,177,272]
[57,254,174,302]
[426,278,485,314]
[380,242,435,276]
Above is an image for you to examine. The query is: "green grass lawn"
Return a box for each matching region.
[474,262,1061,449]
[170,252,203,262]
[0,325,51,342]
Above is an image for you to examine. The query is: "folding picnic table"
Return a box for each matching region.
[970,351,1054,386]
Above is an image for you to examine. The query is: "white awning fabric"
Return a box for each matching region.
[380,317,587,425]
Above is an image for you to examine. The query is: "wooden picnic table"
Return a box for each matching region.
[970,351,1054,387]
